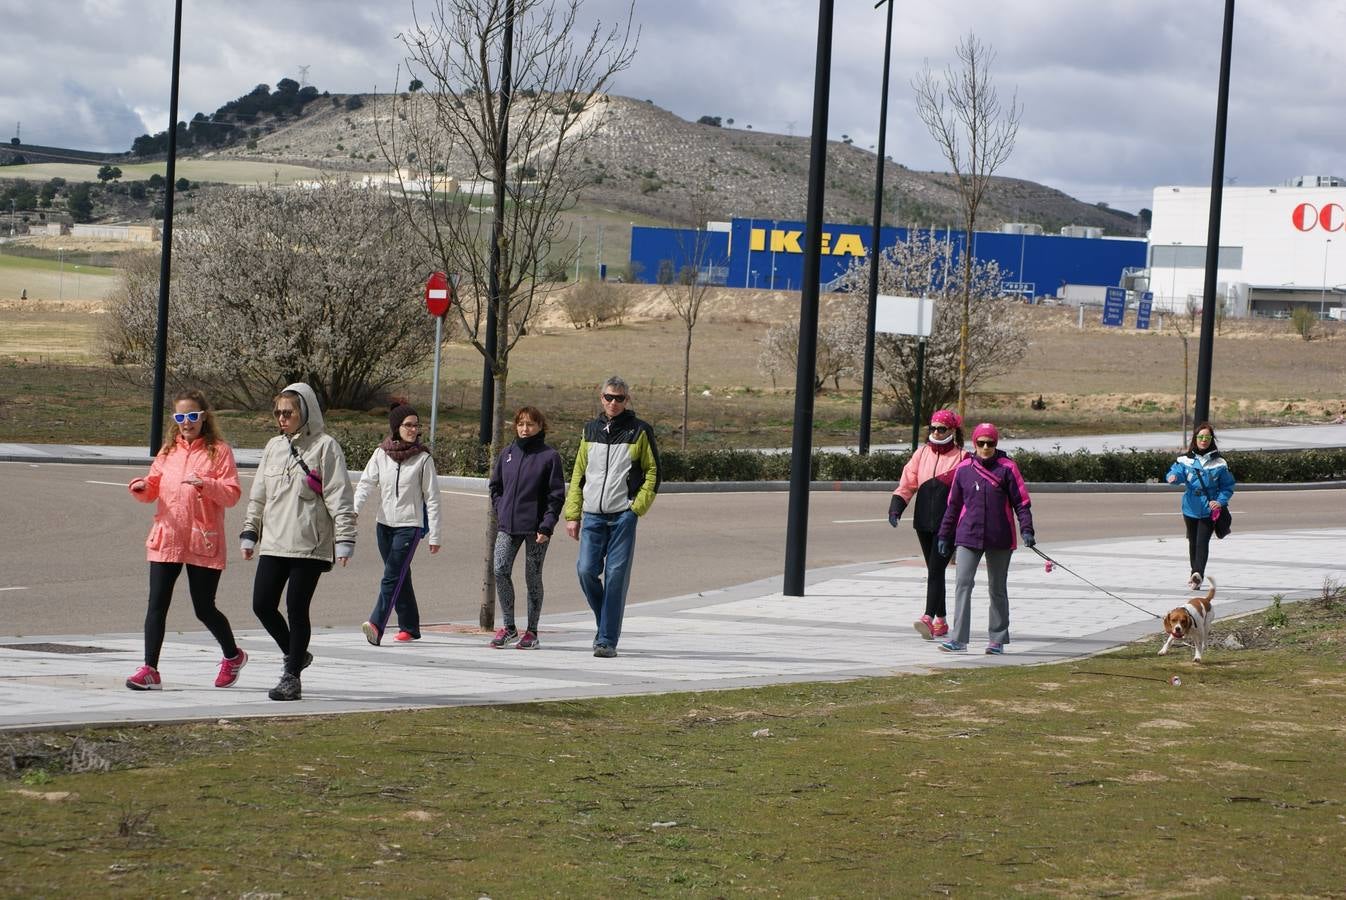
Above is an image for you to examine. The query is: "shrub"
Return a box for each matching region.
[1290,306,1316,340]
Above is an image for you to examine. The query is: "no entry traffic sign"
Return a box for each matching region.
[425,271,452,317]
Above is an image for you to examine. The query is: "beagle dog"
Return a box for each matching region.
[1159,578,1215,663]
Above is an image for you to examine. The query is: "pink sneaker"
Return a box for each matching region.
[126,665,161,691]
[931,617,949,638]
[393,630,417,642]
[214,648,248,688]
[913,615,934,640]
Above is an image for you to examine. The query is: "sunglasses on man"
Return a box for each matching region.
[602,393,627,403]
[172,411,204,424]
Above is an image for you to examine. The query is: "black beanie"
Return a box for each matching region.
[389,403,418,438]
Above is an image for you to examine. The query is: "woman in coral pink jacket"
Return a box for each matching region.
[125,390,246,691]
[888,409,969,640]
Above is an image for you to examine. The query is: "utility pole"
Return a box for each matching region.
[859,0,895,454]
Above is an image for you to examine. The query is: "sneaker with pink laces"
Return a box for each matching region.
[516,630,540,649]
[126,665,162,691]
[214,648,248,688]
[914,615,934,640]
[931,617,950,638]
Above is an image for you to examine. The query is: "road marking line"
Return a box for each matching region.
[440,490,488,498]
[86,480,128,486]
[0,586,29,592]
[834,518,886,524]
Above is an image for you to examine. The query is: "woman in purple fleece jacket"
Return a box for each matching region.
[487,406,566,649]
[936,422,1035,655]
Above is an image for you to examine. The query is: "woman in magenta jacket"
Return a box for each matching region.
[126,389,246,690]
[935,422,1035,655]
[888,409,969,640]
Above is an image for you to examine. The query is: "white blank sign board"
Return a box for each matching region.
[875,295,936,337]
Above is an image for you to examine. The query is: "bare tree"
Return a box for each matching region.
[758,319,854,395]
[659,193,725,449]
[832,230,1028,422]
[913,33,1020,419]
[377,0,636,628]
[104,180,433,410]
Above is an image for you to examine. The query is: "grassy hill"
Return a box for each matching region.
[225,93,1143,235]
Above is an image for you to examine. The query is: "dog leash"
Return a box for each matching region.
[1030,545,1162,619]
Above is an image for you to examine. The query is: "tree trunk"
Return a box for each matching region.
[681,325,692,450]
[957,222,974,419]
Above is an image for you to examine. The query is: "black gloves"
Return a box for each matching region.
[937,538,951,558]
[887,495,907,528]
[1023,531,1036,548]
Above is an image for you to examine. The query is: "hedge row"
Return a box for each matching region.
[330,431,1346,485]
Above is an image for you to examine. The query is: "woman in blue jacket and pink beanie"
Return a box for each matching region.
[936,422,1035,655]
[487,406,566,649]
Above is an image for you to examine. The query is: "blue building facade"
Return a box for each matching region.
[629,218,1147,298]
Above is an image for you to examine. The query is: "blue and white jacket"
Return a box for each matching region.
[1166,450,1235,519]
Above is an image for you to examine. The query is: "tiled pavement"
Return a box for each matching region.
[2,528,1339,731]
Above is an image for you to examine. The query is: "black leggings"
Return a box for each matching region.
[1183,515,1217,580]
[915,529,954,618]
[252,555,327,675]
[144,562,238,668]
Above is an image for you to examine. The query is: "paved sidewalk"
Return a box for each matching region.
[1,527,1340,731]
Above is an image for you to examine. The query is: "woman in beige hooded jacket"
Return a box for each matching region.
[240,382,356,701]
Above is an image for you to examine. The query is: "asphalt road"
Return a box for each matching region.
[1,460,1341,636]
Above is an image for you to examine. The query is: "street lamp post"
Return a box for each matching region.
[1321,238,1332,319]
[858,0,895,454]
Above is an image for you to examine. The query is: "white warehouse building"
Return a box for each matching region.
[1147,177,1346,319]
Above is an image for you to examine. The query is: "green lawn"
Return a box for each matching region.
[3,590,1343,896]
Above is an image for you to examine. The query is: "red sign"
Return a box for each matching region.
[1292,202,1345,232]
[424,271,452,317]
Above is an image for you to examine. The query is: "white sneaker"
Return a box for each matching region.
[1188,573,1202,591]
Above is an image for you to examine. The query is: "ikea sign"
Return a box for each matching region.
[748,227,868,257]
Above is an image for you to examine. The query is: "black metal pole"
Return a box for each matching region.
[149,0,183,454]
[859,0,895,455]
[480,0,514,445]
[1193,0,1235,426]
[783,0,835,598]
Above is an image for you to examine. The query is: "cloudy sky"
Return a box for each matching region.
[3,0,1342,213]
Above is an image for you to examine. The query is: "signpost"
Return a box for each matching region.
[875,294,937,449]
[1102,286,1126,327]
[424,271,453,448]
[1135,290,1154,330]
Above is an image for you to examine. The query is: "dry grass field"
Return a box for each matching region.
[0,278,1342,448]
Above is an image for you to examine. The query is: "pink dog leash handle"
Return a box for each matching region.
[1210,506,1221,521]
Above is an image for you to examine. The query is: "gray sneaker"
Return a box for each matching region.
[593,644,617,658]
[268,673,302,701]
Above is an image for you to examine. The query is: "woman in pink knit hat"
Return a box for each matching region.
[935,422,1035,654]
[888,409,969,639]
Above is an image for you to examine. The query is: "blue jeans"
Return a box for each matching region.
[371,523,421,637]
[577,510,638,648]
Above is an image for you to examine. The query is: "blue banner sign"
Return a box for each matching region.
[1136,291,1154,330]
[1102,286,1126,326]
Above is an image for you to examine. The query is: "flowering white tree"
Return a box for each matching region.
[832,230,1028,421]
[105,179,434,410]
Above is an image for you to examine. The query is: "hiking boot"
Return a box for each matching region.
[937,640,967,653]
[914,615,934,640]
[283,651,314,673]
[516,630,539,649]
[593,644,617,658]
[361,621,381,646]
[985,642,1005,655]
[268,673,302,701]
[393,630,417,642]
[489,627,519,648]
[126,665,161,691]
[931,617,949,638]
[214,649,248,688]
